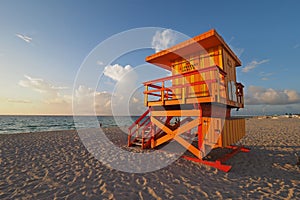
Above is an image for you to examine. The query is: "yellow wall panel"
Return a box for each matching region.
[201,117,246,148]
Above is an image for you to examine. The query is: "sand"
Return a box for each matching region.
[0,118,299,199]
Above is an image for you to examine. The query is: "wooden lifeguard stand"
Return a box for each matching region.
[128,29,249,172]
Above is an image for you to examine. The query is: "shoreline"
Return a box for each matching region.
[0,126,129,136]
[0,118,299,199]
[1,115,298,136]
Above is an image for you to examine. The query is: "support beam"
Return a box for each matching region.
[151,117,173,135]
[197,105,203,151]
[217,145,250,163]
[182,156,232,172]
[174,136,202,158]
[151,110,201,117]
[151,116,200,148]
[155,134,175,147]
[144,85,148,106]
[174,118,200,136]
[182,145,250,172]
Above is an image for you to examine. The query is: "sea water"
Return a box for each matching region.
[0,115,139,134]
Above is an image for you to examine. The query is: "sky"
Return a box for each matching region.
[0,0,300,116]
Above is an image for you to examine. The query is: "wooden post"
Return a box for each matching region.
[182,77,186,104]
[216,69,220,103]
[144,85,148,106]
[161,81,164,105]
[197,104,203,158]
[150,118,155,148]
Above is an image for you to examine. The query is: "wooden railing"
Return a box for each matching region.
[236,82,244,107]
[143,66,228,106]
[128,108,150,145]
[128,108,169,148]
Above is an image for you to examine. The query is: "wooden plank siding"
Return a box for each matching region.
[201,117,245,148]
[222,118,245,147]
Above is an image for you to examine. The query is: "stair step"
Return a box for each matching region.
[135,138,143,143]
[204,142,217,146]
[132,138,150,147]
[134,141,143,146]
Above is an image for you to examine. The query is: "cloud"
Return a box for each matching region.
[152,29,177,53]
[132,97,139,103]
[294,44,300,49]
[44,95,71,105]
[16,33,32,43]
[17,78,111,114]
[261,77,269,81]
[18,75,144,115]
[73,85,143,115]
[97,60,105,65]
[245,86,300,105]
[259,72,273,77]
[103,64,133,82]
[73,85,112,115]
[19,75,67,95]
[7,99,32,104]
[259,72,273,81]
[242,59,269,73]
[19,75,70,106]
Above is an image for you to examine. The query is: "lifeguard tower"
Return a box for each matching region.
[128,29,249,172]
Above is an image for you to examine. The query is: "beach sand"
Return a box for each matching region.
[0,118,299,199]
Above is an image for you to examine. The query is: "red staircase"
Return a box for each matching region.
[128,109,174,149]
[128,108,150,148]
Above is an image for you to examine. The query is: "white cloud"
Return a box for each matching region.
[44,95,71,105]
[294,44,300,49]
[259,72,273,77]
[73,85,143,115]
[259,72,273,81]
[103,64,133,82]
[7,99,32,104]
[19,75,67,95]
[16,33,32,43]
[75,85,111,106]
[245,86,300,105]
[19,75,70,106]
[152,29,177,53]
[97,60,105,65]
[132,97,139,103]
[73,85,113,115]
[242,59,269,73]
[18,75,144,115]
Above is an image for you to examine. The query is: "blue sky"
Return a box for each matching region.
[0,1,300,115]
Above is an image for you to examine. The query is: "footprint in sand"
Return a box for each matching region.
[136,177,147,186]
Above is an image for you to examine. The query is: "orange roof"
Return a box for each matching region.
[146,29,242,70]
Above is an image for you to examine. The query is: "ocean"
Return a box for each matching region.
[0,115,139,134]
